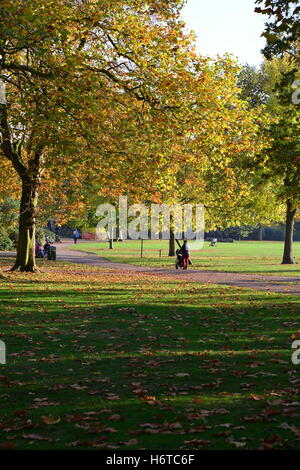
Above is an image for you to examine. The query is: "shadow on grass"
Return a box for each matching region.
[0,275,299,450]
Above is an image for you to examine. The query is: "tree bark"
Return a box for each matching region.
[258,225,264,241]
[12,176,39,272]
[168,227,175,256]
[282,200,297,265]
[168,212,177,256]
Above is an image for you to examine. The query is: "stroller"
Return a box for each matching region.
[175,248,184,270]
[44,238,57,260]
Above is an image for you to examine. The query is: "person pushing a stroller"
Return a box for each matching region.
[176,239,191,270]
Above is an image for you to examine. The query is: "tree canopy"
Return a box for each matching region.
[255,0,300,61]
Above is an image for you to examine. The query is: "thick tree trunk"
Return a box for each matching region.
[282,200,297,265]
[12,177,39,272]
[1,103,44,272]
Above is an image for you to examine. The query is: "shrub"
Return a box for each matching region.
[35,227,55,245]
[0,229,14,251]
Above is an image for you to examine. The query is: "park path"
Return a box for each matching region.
[55,241,300,296]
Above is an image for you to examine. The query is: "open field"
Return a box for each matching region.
[70,240,300,276]
[0,255,299,450]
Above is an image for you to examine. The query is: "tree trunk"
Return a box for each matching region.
[168,212,176,256]
[282,200,297,265]
[0,103,44,272]
[12,177,39,272]
[168,227,175,256]
[109,238,114,250]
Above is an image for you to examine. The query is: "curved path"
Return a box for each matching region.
[55,242,300,296]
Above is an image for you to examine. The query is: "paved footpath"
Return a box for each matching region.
[55,242,300,296]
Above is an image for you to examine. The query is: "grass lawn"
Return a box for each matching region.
[0,255,299,450]
[70,240,300,276]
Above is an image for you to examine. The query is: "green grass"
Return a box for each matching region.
[0,255,299,450]
[70,240,300,276]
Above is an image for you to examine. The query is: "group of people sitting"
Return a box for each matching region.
[35,238,51,258]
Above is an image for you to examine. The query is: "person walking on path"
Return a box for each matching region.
[181,239,190,270]
[73,229,79,244]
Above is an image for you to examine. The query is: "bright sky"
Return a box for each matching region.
[181,0,267,66]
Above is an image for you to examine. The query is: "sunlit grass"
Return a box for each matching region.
[70,240,300,276]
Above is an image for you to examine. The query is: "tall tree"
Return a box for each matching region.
[263,59,300,263]
[255,1,300,263]
[0,0,196,271]
[238,59,300,263]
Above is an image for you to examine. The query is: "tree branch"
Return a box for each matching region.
[2,63,54,79]
[0,103,27,177]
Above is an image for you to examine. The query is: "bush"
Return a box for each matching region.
[0,197,19,230]
[44,228,56,242]
[35,227,55,245]
[0,230,14,251]
[0,197,19,250]
[8,228,18,245]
